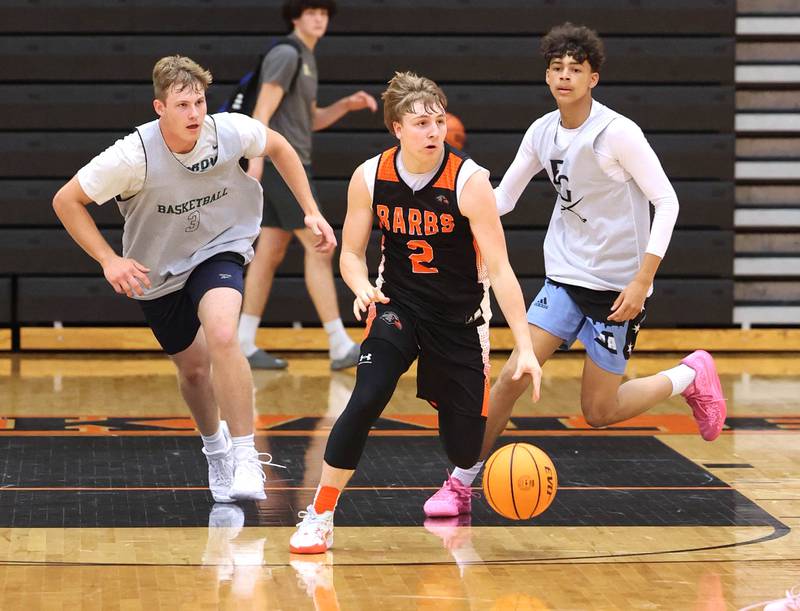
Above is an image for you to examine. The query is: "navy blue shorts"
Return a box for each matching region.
[139,253,245,355]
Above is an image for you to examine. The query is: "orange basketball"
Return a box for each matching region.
[445,112,466,150]
[482,443,558,520]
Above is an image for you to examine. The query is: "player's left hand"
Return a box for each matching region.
[304,213,337,253]
[511,348,542,403]
[347,91,378,113]
[608,279,648,322]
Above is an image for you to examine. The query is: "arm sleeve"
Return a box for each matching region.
[259,45,300,92]
[76,132,145,204]
[494,121,545,216]
[226,113,268,158]
[605,119,679,258]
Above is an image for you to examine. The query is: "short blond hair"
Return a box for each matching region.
[152,55,213,102]
[381,71,447,132]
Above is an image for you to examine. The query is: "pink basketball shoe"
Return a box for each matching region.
[681,350,727,441]
[424,475,473,517]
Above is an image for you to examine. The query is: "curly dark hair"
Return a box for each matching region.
[282,0,337,29]
[540,22,605,72]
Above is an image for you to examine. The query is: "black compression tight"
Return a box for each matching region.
[324,339,407,469]
[323,339,487,471]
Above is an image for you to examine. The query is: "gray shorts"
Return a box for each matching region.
[260,162,321,230]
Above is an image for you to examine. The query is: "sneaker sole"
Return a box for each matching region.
[289,543,330,554]
[211,492,235,503]
[229,489,267,501]
[423,504,467,518]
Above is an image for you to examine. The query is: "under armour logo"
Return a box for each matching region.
[358,353,373,365]
[218,273,232,280]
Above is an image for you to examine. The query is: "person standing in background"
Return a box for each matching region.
[239,0,378,370]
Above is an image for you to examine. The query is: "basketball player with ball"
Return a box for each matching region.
[425,22,727,519]
[288,71,542,554]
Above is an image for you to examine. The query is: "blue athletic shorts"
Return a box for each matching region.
[526,279,647,375]
[138,252,245,355]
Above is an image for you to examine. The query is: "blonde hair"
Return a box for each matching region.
[152,55,213,102]
[381,71,447,132]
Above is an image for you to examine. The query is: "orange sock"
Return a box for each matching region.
[313,485,340,514]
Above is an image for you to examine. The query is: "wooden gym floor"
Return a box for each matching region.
[0,350,798,610]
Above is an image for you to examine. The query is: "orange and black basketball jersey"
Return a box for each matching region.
[372,144,489,326]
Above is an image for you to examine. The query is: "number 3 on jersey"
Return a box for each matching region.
[407,239,438,274]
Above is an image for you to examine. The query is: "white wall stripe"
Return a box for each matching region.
[737,17,800,36]
[736,161,800,180]
[735,257,800,276]
[736,65,800,84]
[736,113,800,132]
[735,209,800,227]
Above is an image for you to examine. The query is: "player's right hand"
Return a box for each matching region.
[511,348,542,402]
[352,285,390,321]
[102,255,151,298]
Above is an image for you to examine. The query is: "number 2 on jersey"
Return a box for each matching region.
[407,239,438,274]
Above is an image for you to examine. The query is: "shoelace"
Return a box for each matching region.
[433,478,479,501]
[296,507,332,530]
[238,452,287,482]
[689,391,725,420]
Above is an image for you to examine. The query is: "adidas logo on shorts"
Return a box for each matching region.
[533,296,548,309]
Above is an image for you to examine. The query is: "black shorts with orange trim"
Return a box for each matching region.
[364,302,490,419]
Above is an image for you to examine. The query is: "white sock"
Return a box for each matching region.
[451,461,485,487]
[232,433,256,461]
[324,318,354,360]
[201,425,228,454]
[238,313,260,357]
[659,364,696,396]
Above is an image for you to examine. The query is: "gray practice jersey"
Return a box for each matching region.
[117,113,263,299]
[260,33,317,165]
[531,102,653,292]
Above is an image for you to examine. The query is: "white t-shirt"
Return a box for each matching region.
[77,113,267,204]
[361,150,489,202]
[495,103,679,258]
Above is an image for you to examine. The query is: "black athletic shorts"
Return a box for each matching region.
[260,162,322,230]
[138,252,245,355]
[363,302,490,419]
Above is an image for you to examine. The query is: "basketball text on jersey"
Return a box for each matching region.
[157,187,229,215]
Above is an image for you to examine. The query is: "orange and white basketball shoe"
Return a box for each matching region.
[289,506,335,554]
[681,350,727,441]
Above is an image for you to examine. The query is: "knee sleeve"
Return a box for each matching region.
[439,410,486,469]
[324,339,408,470]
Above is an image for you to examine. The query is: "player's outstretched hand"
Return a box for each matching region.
[511,348,542,402]
[347,91,378,113]
[102,255,151,298]
[352,284,390,321]
[304,213,337,253]
[608,279,648,322]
